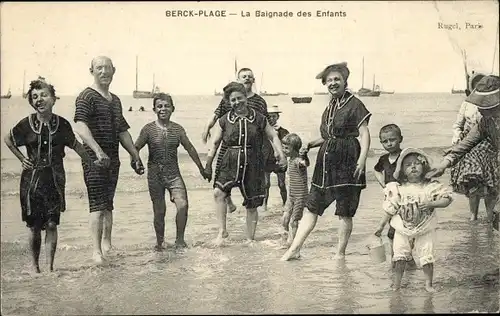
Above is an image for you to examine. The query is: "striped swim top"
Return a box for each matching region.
[288,157,308,197]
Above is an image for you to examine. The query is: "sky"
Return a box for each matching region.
[1,1,499,95]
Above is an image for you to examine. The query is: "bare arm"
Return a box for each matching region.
[202,114,218,143]
[307,137,326,150]
[4,134,27,163]
[206,123,223,169]
[358,121,371,164]
[374,171,386,188]
[180,132,204,172]
[74,121,106,157]
[374,213,393,236]
[119,131,141,161]
[299,156,310,167]
[72,140,94,166]
[451,102,467,144]
[264,122,285,164]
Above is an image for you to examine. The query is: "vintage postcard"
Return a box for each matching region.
[1,1,499,315]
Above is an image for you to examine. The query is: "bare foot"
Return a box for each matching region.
[425,284,436,293]
[227,204,237,214]
[154,244,166,252]
[102,243,113,256]
[280,249,301,261]
[212,233,228,247]
[392,286,401,292]
[33,265,41,274]
[175,239,188,249]
[92,252,105,265]
[332,253,345,260]
[470,215,478,221]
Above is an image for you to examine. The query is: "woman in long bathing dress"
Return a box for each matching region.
[429,75,500,231]
[4,78,95,273]
[282,62,372,261]
[204,82,287,246]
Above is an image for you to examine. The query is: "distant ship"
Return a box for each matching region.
[357,57,380,97]
[1,88,12,99]
[133,56,161,99]
[214,90,223,96]
[260,91,281,96]
[314,91,329,95]
[291,96,312,104]
[451,87,466,94]
[380,90,395,94]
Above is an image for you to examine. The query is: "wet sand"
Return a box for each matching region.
[1,169,499,315]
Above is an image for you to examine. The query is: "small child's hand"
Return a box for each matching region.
[418,200,434,212]
[374,228,383,237]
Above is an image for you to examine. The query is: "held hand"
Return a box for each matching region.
[96,151,111,168]
[425,159,449,179]
[418,200,434,212]
[299,147,309,156]
[374,229,383,237]
[353,160,366,180]
[203,165,213,182]
[202,130,211,144]
[199,166,211,182]
[131,159,145,175]
[21,158,34,170]
[277,156,288,172]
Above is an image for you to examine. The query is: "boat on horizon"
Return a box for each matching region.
[357,57,380,97]
[291,96,312,104]
[314,91,329,95]
[451,86,466,94]
[133,56,161,99]
[259,72,281,96]
[1,88,12,99]
[214,58,238,96]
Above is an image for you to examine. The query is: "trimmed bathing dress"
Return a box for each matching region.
[445,115,500,230]
[213,94,269,187]
[306,91,372,217]
[215,108,267,209]
[450,101,497,197]
[9,114,77,229]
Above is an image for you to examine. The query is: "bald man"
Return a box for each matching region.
[74,56,144,264]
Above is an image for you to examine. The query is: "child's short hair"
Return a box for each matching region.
[282,133,302,152]
[379,124,402,138]
[153,93,174,109]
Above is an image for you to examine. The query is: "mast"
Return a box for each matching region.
[260,72,264,93]
[492,23,499,73]
[234,57,238,77]
[372,74,375,91]
[152,73,155,92]
[135,55,139,91]
[361,57,365,89]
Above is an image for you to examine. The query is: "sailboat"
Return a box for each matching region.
[379,84,395,94]
[259,72,280,96]
[133,56,161,99]
[1,87,12,99]
[357,57,380,97]
[214,58,238,96]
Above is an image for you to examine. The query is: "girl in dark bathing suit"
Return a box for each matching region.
[4,78,95,273]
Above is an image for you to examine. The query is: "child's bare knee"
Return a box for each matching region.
[213,189,226,201]
[45,221,57,231]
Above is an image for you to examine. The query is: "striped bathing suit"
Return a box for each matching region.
[285,157,308,222]
[135,121,188,202]
[213,94,269,184]
[74,87,130,213]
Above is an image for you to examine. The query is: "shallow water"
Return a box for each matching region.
[1,93,499,314]
[1,177,498,314]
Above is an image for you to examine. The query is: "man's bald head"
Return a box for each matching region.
[90,56,114,70]
[90,56,116,87]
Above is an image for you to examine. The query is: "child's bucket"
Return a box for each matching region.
[367,237,386,264]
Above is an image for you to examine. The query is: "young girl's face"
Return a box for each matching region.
[282,143,292,157]
[30,88,55,114]
[402,154,425,181]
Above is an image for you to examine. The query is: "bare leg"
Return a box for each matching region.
[45,222,58,272]
[152,199,167,251]
[263,172,271,212]
[174,197,189,248]
[423,263,436,292]
[281,209,318,261]
[287,220,298,246]
[102,210,113,255]
[214,189,229,246]
[90,211,104,264]
[277,172,288,206]
[246,208,258,241]
[281,211,291,247]
[468,195,480,221]
[484,192,497,223]
[393,260,406,290]
[226,196,237,214]
[334,216,353,259]
[29,227,42,273]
